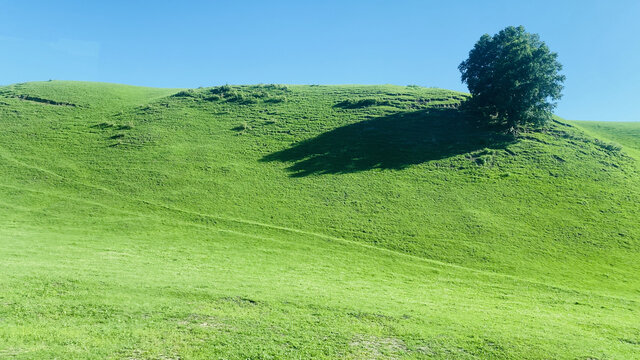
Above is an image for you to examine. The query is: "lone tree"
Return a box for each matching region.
[459,26,565,132]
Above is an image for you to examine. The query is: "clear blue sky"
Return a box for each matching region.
[1,0,638,121]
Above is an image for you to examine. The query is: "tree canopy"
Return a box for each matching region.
[459,26,565,131]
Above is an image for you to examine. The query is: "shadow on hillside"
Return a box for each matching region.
[261,108,515,177]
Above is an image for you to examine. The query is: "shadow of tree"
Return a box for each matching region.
[261,108,515,177]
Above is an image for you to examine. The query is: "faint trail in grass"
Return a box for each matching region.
[1,145,639,302]
[0,183,301,249]
[1,180,638,305]
[0,147,68,180]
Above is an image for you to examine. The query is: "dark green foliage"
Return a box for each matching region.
[459,26,565,131]
[172,89,196,98]
[594,139,623,152]
[173,85,289,105]
[334,98,390,109]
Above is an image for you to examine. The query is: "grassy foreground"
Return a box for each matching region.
[0,81,639,359]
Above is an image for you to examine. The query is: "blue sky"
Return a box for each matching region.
[1,0,638,121]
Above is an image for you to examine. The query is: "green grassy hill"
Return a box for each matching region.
[572,120,640,155]
[1,81,639,359]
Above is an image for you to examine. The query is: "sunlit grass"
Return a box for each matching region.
[0,81,639,359]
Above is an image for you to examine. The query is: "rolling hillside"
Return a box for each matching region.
[1,81,639,359]
[572,120,640,155]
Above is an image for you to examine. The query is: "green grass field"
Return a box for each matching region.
[1,81,639,359]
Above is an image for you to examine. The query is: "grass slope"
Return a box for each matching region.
[572,120,640,156]
[1,81,639,359]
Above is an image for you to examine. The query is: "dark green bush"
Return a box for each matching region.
[334,98,390,109]
[594,139,622,152]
